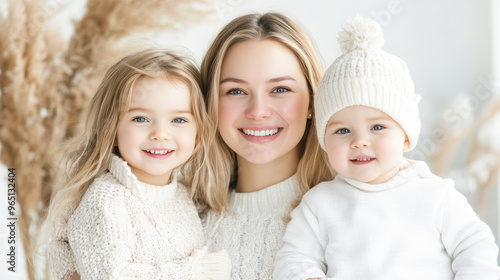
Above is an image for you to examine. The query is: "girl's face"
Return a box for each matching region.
[117,76,197,185]
[324,106,409,184]
[218,39,311,165]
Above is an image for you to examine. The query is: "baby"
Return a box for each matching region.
[274,16,500,280]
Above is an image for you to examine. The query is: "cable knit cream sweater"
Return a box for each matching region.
[51,155,209,279]
[203,175,302,280]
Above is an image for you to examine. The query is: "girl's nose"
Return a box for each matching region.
[149,124,171,141]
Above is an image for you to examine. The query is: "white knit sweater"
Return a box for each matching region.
[64,155,205,279]
[203,175,302,280]
[274,159,500,280]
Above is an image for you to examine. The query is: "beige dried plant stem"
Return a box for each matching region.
[430,98,500,216]
[0,0,67,279]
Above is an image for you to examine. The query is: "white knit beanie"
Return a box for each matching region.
[315,16,421,151]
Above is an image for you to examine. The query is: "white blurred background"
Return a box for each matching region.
[0,0,499,279]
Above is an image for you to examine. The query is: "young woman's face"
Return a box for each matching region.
[218,39,311,165]
[117,76,197,185]
[324,106,409,184]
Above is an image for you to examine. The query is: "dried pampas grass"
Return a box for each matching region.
[0,0,216,278]
[430,97,500,216]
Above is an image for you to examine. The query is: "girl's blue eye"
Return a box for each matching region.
[172,118,186,123]
[133,117,148,123]
[227,89,245,95]
[372,125,385,131]
[336,128,350,134]
[273,87,290,93]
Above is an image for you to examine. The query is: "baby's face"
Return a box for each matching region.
[324,105,409,184]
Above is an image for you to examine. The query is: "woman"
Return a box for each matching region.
[199,12,335,279]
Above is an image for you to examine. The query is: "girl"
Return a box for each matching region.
[39,49,231,280]
[199,13,335,279]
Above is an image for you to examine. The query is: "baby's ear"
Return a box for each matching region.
[403,136,410,151]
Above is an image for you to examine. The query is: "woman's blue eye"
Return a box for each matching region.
[227,89,245,95]
[372,125,385,131]
[336,128,350,134]
[133,117,148,123]
[273,87,290,93]
[172,118,186,123]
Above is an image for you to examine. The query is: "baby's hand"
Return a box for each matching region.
[191,246,231,280]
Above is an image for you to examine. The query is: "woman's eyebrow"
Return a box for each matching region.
[267,76,296,83]
[220,76,296,84]
[220,77,247,84]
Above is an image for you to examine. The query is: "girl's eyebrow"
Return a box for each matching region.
[127,107,192,115]
[127,107,152,113]
[171,110,193,115]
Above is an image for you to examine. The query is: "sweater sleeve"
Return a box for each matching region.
[46,235,77,280]
[274,196,327,280]
[68,187,195,280]
[46,209,77,280]
[438,183,500,280]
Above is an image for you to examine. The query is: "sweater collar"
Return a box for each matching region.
[336,158,426,192]
[228,174,301,214]
[108,154,178,202]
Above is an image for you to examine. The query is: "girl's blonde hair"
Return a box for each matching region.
[38,49,224,252]
[200,12,335,211]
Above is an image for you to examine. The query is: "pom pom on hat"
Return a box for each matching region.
[314,16,421,152]
[338,16,384,54]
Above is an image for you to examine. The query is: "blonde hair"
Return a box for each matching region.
[200,12,335,211]
[38,49,223,253]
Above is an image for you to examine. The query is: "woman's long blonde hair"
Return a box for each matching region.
[38,49,223,252]
[200,12,335,211]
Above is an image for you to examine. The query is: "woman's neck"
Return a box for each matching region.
[235,147,300,193]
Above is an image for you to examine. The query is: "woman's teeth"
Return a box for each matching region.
[145,150,172,155]
[354,158,372,161]
[242,128,279,137]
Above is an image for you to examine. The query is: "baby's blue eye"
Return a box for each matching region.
[336,128,350,134]
[133,117,148,123]
[372,125,385,131]
[227,89,245,95]
[273,87,290,93]
[172,118,186,123]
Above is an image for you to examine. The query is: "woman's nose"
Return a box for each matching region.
[245,94,271,120]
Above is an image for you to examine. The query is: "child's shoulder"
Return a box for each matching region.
[407,159,455,188]
[81,171,135,208]
[303,178,344,201]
